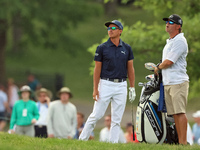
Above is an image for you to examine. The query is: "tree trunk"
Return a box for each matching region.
[104,0,118,16]
[12,13,22,53]
[0,19,7,83]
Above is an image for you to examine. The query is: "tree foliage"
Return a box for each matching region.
[1,0,101,51]
[88,0,200,99]
[0,0,101,82]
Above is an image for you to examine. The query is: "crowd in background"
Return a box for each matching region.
[0,75,200,144]
[0,75,138,143]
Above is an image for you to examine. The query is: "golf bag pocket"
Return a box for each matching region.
[136,106,142,142]
[136,100,167,144]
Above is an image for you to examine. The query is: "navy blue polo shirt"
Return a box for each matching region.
[94,38,134,79]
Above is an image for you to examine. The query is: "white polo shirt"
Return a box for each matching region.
[162,33,189,85]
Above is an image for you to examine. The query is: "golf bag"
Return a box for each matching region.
[135,63,178,144]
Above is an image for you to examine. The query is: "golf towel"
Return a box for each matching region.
[158,82,167,112]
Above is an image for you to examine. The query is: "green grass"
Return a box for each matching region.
[0,133,199,150]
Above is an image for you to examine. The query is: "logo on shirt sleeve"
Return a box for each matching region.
[95,53,99,56]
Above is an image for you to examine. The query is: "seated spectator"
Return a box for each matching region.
[9,85,39,137]
[192,110,200,144]
[47,87,77,139]
[124,123,139,143]
[74,112,94,139]
[35,88,52,138]
[0,84,10,131]
[99,114,126,143]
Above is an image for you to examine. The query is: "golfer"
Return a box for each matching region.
[79,20,136,143]
[154,14,189,145]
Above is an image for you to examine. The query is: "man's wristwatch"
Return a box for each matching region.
[157,65,161,70]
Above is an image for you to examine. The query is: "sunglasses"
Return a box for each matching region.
[107,27,119,31]
[166,21,175,25]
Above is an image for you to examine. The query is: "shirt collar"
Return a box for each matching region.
[169,33,184,40]
[107,38,123,47]
[167,33,184,43]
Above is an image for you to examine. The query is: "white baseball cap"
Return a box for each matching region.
[192,110,200,118]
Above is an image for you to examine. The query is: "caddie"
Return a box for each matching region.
[79,20,136,143]
[154,14,189,145]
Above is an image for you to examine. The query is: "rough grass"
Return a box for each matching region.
[0,133,199,150]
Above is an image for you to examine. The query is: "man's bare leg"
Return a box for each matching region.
[173,113,187,145]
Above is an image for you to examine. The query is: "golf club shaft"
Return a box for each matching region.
[132,103,135,141]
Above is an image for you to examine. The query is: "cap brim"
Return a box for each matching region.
[163,18,169,21]
[193,114,200,118]
[105,22,113,27]
[18,90,33,98]
[36,90,52,99]
[57,92,73,98]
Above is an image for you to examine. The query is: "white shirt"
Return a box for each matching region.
[99,127,126,143]
[9,85,19,107]
[35,102,48,126]
[47,100,77,139]
[162,33,189,85]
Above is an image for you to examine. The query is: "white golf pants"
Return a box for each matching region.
[79,79,127,143]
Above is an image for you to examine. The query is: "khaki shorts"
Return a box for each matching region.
[164,81,189,115]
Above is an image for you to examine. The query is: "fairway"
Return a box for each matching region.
[0,133,199,150]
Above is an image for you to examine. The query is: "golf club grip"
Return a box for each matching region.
[132,124,135,141]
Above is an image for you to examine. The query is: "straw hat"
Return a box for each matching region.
[35,88,52,99]
[192,110,200,118]
[18,85,32,95]
[57,87,72,98]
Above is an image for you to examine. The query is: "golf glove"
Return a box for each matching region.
[129,87,136,103]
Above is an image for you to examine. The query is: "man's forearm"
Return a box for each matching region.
[127,60,135,87]
[128,69,135,87]
[158,59,173,70]
[93,73,100,90]
[93,62,102,90]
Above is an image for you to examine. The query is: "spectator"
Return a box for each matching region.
[35,88,52,138]
[192,110,200,144]
[99,115,126,143]
[9,85,39,137]
[0,84,10,131]
[47,87,77,139]
[74,112,94,139]
[7,78,19,110]
[124,123,139,143]
[27,74,41,91]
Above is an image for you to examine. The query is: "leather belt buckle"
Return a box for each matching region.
[114,79,119,83]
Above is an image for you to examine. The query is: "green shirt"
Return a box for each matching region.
[10,100,39,129]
